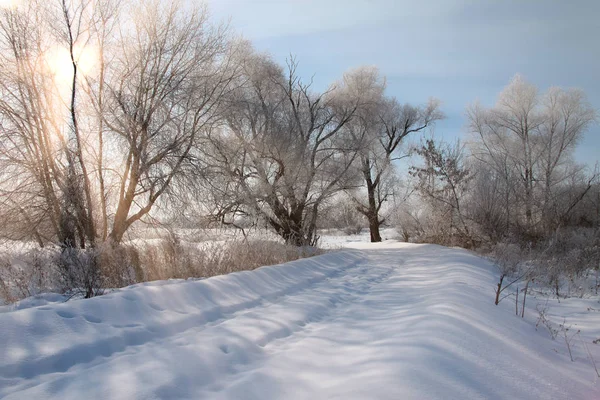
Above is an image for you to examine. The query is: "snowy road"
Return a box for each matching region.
[0,243,598,399]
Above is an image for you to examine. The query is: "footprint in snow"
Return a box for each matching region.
[83,315,102,324]
[112,323,143,329]
[56,310,76,319]
[148,303,165,311]
[219,344,230,354]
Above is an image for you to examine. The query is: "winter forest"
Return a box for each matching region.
[1,0,597,301]
[0,0,599,398]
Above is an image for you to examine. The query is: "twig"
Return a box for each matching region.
[578,333,600,378]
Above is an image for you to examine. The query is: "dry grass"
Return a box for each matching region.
[0,236,321,304]
[0,249,58,303]
[138,236,319,281]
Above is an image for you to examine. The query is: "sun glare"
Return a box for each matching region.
[46,45,99,86]
[0,0,19,9]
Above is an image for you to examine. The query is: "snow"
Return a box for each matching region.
[0,241,599,399]
[0,293,70,314]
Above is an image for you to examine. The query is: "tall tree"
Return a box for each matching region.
[102,1,235,244]
[468,75,596,237]
[0,0,86,247]
[538,87,596,230]
[0,0,236,246]
[202,54,360,246]
[341,67,442,242]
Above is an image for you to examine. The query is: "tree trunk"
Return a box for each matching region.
[495,275,504,305]
[368,213,382,242]
[63,0,96,247]
[364,164,382,243]
[282,227,312,247]
[269,214,316,247]
[521,279,530,318]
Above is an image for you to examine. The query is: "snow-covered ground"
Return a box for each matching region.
[0,240,599,399]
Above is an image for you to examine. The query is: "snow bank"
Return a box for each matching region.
[0,251,364,395]
[0,243,598,400]
[0,293,70,314]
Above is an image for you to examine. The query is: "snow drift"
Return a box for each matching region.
[0,243,598,399]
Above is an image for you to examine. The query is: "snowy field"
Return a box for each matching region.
[0,239,599,399]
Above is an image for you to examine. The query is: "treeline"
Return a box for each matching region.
[402,75,598,247]
[0,0,598,298]
[0,0,443,249]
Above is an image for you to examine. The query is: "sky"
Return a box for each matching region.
[207,0,599,166]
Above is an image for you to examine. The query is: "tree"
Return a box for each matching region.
[0,0,87,247]
[0,0,236,248]
[537,87,596,231]
[467,162,510,242]
[56,0,98,248]
[411,139,474,247]
[100,1,235,244]
[357,97,442,242]
[202,54,360,246]
[340,67,442,242]
[467,74,596,238]
[467,75,542,235]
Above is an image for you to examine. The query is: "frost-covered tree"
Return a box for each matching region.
[410,139,474,247]
[467,74,596,238]
[341,67,442,242]
[201,53,361,246]
[0,0,235,246]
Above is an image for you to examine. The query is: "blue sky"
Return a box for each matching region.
[208,0,599,166]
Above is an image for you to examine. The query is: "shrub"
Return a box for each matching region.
[0,248,58,303]
[0,234,321,305]
[138,236,318,281]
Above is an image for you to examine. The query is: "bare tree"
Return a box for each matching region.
[0,0,236,248]
[538,88,596,230]
[0,0,78,246]
[97,1,235,244]
[411,139,475,247]
[83,0,122,241]
[467,162,510,242]
[467,75,543,235]
[336,67,442,242]
[468,74,597,238]
[202,54,360,246]
[54,0,101,248]
[345,68,442,242]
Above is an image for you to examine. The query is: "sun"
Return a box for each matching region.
[46,44,99,87]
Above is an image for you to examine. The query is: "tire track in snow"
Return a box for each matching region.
[196,256,398,395]
[228,260,395,348]
[0,251,375,395]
